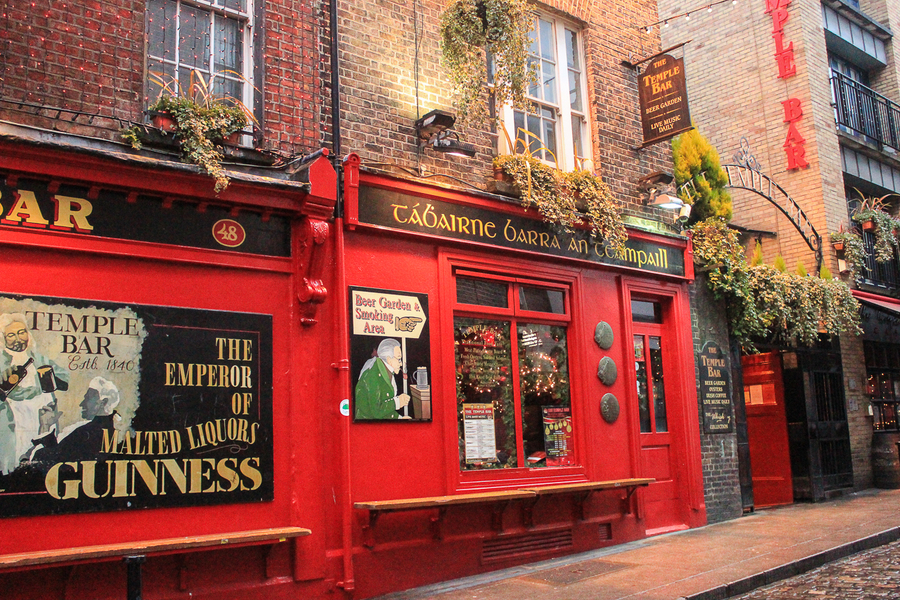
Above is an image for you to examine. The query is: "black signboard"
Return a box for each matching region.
[639,54,693,146]
[699,341,734,434]
[0,293,273,517]
[0,177,291,256]
[357,187,685,277]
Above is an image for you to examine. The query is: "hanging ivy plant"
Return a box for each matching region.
[492,154,628,254]
[690,218,861,350]
[830,229,867,280]
[439,0,535,125]
[850,192,900,263]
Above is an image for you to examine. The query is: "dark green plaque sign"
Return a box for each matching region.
[699,341,733,434]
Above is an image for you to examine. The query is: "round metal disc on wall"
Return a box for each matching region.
[597,356,617,386]
[594,321,613,350]
[601,393,620,424]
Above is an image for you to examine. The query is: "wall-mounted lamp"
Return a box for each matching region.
[414,109,477,159]
[638,171,685,210]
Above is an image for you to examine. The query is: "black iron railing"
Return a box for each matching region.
[832,72,900,151]
[860,230,900,289]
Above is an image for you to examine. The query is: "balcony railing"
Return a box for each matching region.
[860,230,900,289]
[831,72,900,151]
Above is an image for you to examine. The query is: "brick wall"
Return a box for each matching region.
[334,0,673,206]
[690,273,743,523]
[658,0,877,495]
[0,0,324,156]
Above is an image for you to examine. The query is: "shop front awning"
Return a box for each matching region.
[853,290,900,316]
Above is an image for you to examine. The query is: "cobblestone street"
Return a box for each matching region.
[731,540,900,600]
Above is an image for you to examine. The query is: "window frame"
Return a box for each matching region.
[144,0,260,133]
[443,253,587,490]
[497,11,591,172]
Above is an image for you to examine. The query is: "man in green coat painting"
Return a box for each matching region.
[355,338,410,420]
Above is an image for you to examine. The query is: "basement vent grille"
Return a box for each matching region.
[599,522,612,541]
[481,528,574,564]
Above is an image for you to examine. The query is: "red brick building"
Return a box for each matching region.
[658,0,900,509]
[0,0,722,597]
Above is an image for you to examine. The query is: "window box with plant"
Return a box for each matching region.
[123,71,257,192]
[492,151,627,255]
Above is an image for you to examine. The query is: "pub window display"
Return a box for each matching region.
[454,275,573,470]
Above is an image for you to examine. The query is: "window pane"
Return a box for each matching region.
[542,114,557,162]
[539,18,554,60]
[214,15,243,75]
[455,318,517,469]
[568,69,582,111]
[649,336,667,432]
[519,286,565,314]
[518,324,572,467]
[147,0,177,62]
[541,60,557,104]
[527,113,542,153]
[632,300,662,323]
[147,59,175,100]
[457,277,509,308]
[565,29,579,70]
[635,335,650,432]
[179,5,211,70]
[571,115,584,161]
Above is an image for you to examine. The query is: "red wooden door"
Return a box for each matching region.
[743,352,794,507]
[634,325,684,533]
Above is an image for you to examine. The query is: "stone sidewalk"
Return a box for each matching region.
[376,488,900,600]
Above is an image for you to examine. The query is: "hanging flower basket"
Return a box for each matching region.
[861,219,876,231]
[832,240,845,253]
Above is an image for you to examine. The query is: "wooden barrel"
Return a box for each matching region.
[872,432,900,489]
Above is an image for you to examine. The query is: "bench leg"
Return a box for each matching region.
[125,555,146,600]
[362,511,380,549]
[574,491,592,521]
[623,487,640,516]
[491,500,511,531]
[430,507,448,542]
[522,496,539,529]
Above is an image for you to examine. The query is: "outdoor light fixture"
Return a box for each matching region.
[639,171,684,210]
[414,109,477,159]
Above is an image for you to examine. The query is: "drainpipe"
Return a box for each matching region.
[334,210,354,594]
[330,1,353,591]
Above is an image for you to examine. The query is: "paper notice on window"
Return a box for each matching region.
[463,403,497,464]
[542,406,574,467]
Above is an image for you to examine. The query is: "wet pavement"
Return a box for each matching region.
[375,488,900,600]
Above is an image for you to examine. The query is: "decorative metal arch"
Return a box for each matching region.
[682,137,823,271]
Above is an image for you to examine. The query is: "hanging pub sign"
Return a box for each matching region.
[0,293,273,517]
[349,287,431,421]
[639,54,693,146]
[699,341,734,434]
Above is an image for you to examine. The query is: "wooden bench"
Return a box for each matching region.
[354,478,654,547]
[520,478,654,525]
[355,490,536,546]
[0,526,312,570]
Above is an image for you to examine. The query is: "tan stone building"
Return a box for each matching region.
[658,0,900,506]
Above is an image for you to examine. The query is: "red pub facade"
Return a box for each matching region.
[0,0,722,597]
